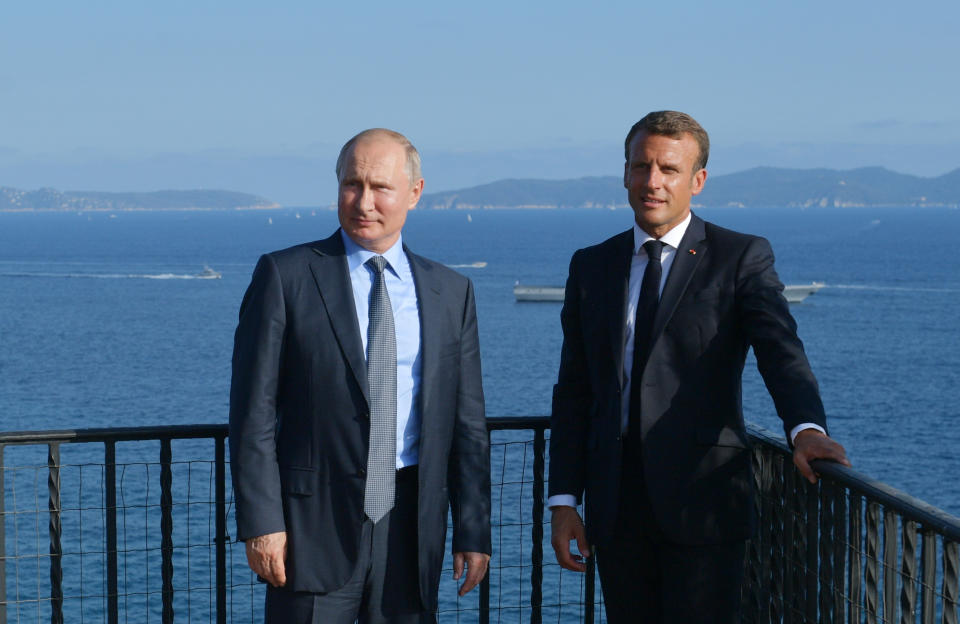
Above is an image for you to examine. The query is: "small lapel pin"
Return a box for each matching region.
[688,249,697,255]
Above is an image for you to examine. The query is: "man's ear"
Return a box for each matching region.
[409,178,424,208]
[691,168,707,196]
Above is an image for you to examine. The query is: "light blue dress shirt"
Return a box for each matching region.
[340,230,423,469]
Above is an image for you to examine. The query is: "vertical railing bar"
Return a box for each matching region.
[884,509,898,623]
[758,446,773,622]
[530,428,545,624]
[849,493,863,624]
[48,442,64,624]
[819,480,835,622]
[920,530,936,624]
[160,438,174,624]
[901,519,918,624]
[479,573,490,624]
[0,444,6,624]
[805,481,819,623]
[583,483,596,624]
[770,453,785,624]
[832,481,847,620]
[105,441,119,624]
[215,436,227,624]
[783,465,796,624]
[478,428,492,624]
[944,540,958,624]
[866,501,881,624]
[584,549,595,624]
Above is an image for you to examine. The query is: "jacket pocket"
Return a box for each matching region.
[279,466,317,496]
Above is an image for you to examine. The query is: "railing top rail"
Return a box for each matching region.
[0,417,551,445]
[486,415,550,430]
[747,423,960,542]
[0,423,228,445]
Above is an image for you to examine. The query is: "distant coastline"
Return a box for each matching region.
[3,166,958,212]
[0,187,279,213]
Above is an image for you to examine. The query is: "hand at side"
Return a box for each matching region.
[550,506,591,572]
[245,531,288,587]
[453,551,490,596]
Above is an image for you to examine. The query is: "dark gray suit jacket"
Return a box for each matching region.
[229,231,490,610]
[549,214,827,547]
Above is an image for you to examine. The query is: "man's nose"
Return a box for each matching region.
[358,186,374,211]
[643,168,662,189]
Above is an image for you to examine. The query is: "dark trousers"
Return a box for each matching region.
[265,467,434,624]
[595,436,746,624]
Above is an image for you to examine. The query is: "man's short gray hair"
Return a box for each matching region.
[335,128,423,185]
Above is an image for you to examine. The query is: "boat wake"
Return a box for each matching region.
[828,284,960,293]
[0,271,220,280]
[446,262,487,269]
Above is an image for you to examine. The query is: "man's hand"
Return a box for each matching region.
[245,531,288,587]
[793,429,851,483]
[550,506,591,572]
[453,551,490,597]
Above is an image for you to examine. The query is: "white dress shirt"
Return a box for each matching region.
[547,215,823,509]
[341,230,423,469]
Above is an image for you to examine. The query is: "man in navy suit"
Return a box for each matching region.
[229,128,490,623]
[547,111,849,623]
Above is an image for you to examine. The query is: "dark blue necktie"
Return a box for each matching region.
[629,239,664,430]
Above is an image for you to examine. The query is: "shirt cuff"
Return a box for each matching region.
[790,422,826,444]
[547,494,578,509]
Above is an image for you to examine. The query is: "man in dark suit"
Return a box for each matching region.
[229,128,491,623]
[548,111,849,623]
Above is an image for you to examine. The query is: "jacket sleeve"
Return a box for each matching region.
[736,236,828,439]
[228,254,287,541]
[548,250,593,503]
[448,278,492,555]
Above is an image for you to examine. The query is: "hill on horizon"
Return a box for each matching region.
[420,166,960,210]
[0,187,279,212]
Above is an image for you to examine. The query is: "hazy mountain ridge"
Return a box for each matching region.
[0,187,280,212]
[3,167,958,212]
[420,167,960,209]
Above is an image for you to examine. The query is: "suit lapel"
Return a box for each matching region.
[309,231,369,402]
[605,229,634,391]
[406,246,443,422]
[651,214,707,342]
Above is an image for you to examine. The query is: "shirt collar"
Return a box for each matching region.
[633,212,692,255]
[340,229,406,280]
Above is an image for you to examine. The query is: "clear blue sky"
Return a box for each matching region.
[2,1,959,204]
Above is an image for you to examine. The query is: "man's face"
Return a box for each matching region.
[624,130,707,238]
[337,137,424,253]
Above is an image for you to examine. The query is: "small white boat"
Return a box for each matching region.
[195,266,222,279]
[782,282,824,303]
[513,284,565,302]
[514,282,826,303]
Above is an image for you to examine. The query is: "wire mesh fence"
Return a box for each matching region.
[1,421,957,623]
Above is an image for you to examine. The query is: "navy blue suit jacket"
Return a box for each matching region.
[229,231,490,610]
[548,214,827,547]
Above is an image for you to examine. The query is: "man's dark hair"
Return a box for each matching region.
[624,111,710,171]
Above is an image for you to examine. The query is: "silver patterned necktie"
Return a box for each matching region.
[363,255,397,523]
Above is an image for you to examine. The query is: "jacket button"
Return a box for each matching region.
[358,468,366,477]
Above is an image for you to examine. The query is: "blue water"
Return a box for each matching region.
[1,207,959,619]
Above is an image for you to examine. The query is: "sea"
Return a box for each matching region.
[1,206,959,620]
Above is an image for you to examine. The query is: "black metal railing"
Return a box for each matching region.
[1,419,958,623]
[743,424,960,624]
